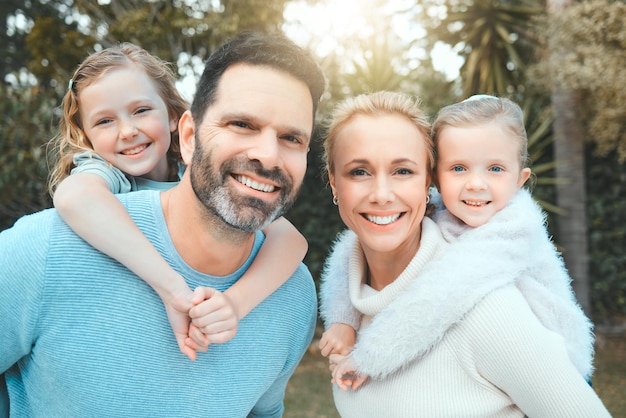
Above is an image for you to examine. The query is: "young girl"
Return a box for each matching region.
[47,43,308,360]
[320,95,595,391]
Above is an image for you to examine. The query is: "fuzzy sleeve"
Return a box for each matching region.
[350,190,593,380]
[349,197,531,379]
[318,229,361,330]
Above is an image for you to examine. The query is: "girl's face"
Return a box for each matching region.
[436,121,531,227]
[78,66,177,181]
[329,114,431,258]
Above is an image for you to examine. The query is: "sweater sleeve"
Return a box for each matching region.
[466,286,610,417]
[349,190,588,380]
[0,211,51,373]
[318,230,361,330]
[350,214,518,379]
[72,151,131,194]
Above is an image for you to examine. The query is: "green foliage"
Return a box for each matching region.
[72,0,289,78]
[418,0,542,97]
[25,15,96,90]
[0,0,66,84]
[587,145,626,320]
[542,0,626,162]
[0,86,55,230]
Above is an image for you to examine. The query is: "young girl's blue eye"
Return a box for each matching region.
[452,166,465,172]
[490,166,504,173]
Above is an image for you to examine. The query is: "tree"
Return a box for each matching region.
[1,0,79,87]
[71,0,289,78]
[545,0,590,315]
[543,0,626,162]
[539,0,626,317]
[417,0,542,97]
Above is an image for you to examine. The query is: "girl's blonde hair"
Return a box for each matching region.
[47,43,188,196]
[431,95,530,170]
[323,91,434,179]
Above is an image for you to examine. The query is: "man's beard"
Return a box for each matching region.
[189,139,300,232]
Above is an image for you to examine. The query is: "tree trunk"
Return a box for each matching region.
[551,89,590,315]
[547,0,591,315]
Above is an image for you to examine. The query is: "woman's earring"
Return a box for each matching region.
[426,194,430,204]
[332,195,338,205]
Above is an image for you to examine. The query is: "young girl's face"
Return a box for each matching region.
[78,66,178,181]
[436,121,531,227]
[329,114,431,257]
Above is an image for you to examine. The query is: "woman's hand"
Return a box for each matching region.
[329,353,369,391]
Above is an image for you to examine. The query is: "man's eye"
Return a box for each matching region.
[283,135,302,144]
[231,121,251,129]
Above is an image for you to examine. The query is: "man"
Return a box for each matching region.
[0,32,325,417]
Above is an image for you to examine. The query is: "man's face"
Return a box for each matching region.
[188,63,313,232]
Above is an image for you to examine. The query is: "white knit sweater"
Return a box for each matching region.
[320,189,594,379]
[323,216,609,417]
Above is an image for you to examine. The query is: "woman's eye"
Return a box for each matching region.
[349,168,367,176]
[396,168,413,175]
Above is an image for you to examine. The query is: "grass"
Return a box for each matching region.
[592,334,626,415]
[284,331,626,418]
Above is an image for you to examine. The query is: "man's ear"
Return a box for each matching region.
[178,110,195,165]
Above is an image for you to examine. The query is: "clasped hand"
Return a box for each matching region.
[319,323,369,391]
[163,285,239,361]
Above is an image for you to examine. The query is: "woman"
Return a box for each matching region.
[319,91,610,417]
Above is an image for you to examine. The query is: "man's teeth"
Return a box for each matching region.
[366,214,400,225]
[235,175,276,192]
[122,144,148,155]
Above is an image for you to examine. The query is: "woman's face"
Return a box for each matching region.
[329,114,431,257]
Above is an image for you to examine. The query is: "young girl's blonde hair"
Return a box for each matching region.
[431,95,530,171]
[47,43,188,196]
[323,91,435,179]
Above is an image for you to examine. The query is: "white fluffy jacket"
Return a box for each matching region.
[319,189,594,379]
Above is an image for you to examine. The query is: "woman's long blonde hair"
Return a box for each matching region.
[47,43,188,196]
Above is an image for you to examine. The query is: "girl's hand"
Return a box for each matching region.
[319,323,356,357]
[160,282,198,360]
[189,286,239,344]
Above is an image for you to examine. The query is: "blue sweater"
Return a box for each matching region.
[0,191,317,417]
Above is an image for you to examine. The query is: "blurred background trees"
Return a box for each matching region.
[1,0,624,327]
